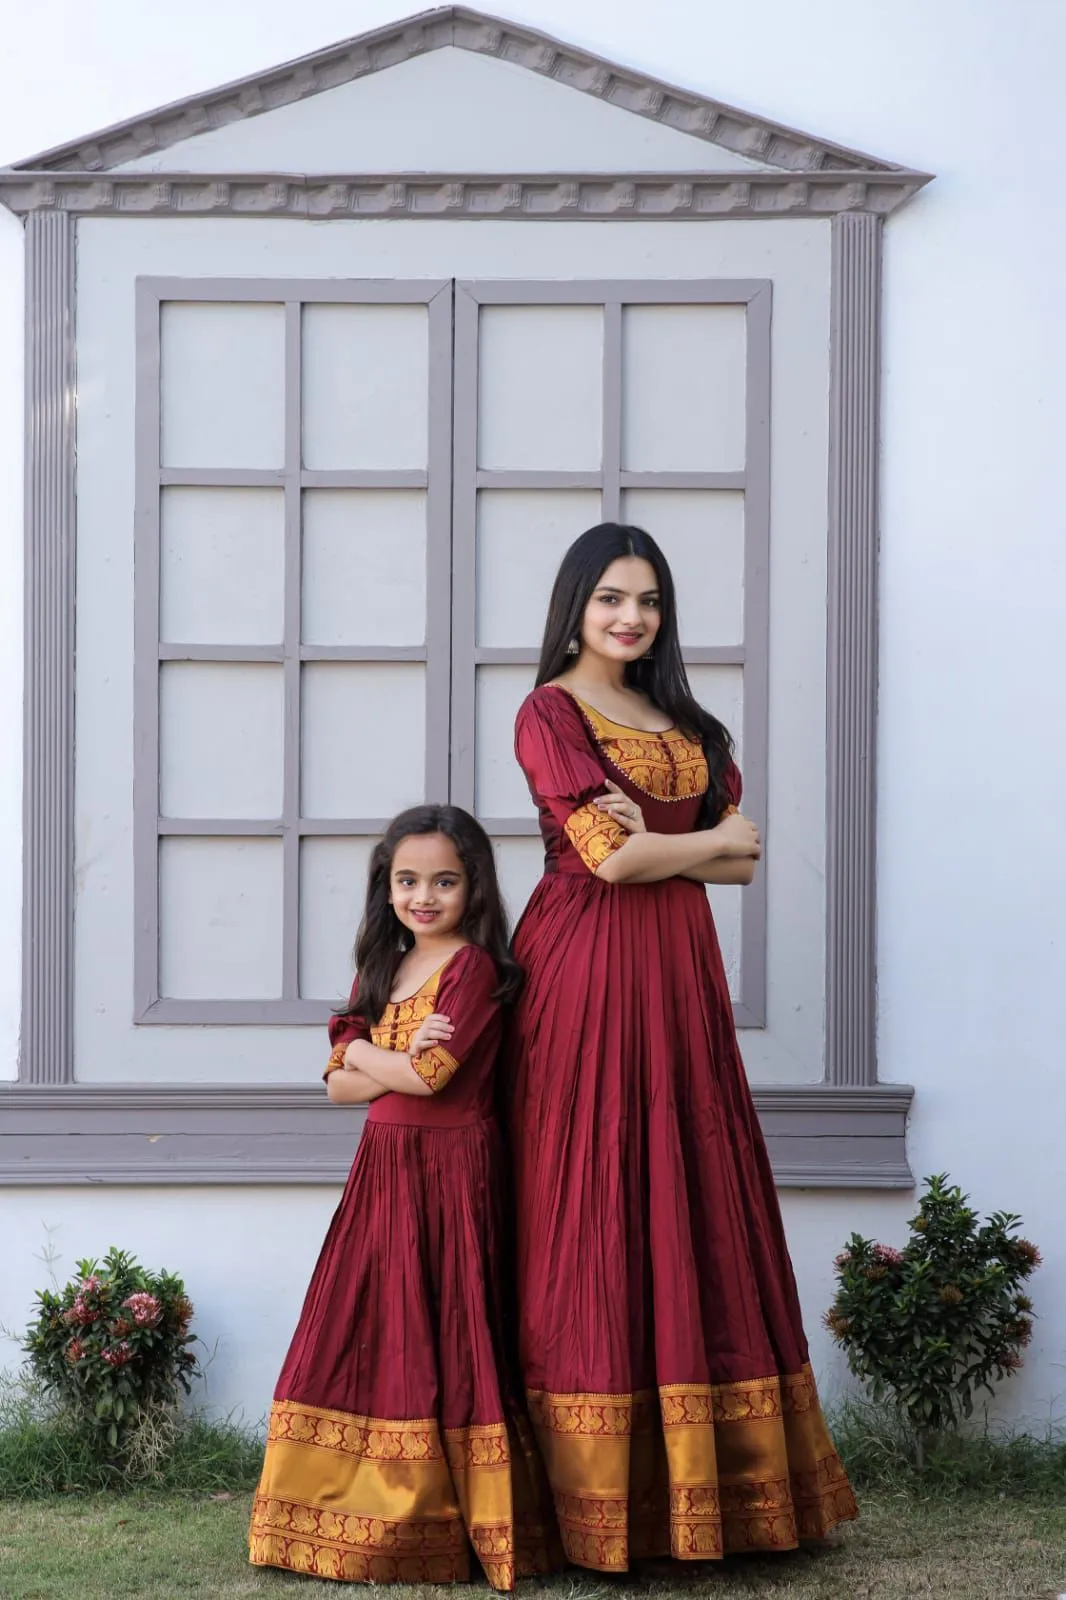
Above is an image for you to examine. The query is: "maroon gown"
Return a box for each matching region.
[506,686,857,1570]
[249,945,557,1588]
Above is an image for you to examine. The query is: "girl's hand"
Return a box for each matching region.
[594,781,646,834]
[713,810,762,859]
[409,1013,453,1058]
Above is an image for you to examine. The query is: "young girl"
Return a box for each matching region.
[249,805,557,1590]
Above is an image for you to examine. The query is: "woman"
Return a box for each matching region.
[506,524,857,1571]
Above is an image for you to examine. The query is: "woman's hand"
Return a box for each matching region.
[712,810,762,859]
[594,781,646,834]
[409,1013,453,1058]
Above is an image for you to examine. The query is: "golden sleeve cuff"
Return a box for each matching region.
[322,1042,348,1082]
[410,1046,460,1093]
[564,800,627,872]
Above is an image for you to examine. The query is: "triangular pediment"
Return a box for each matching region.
[104,50,780,179]
[11,6,912,178]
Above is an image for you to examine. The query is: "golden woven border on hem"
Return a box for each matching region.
[249,1399,551,1590]
[526,1365,858,1571]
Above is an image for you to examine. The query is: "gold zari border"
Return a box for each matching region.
[249,1399,555,1589]
[527,1364,857,1570]
[323,1042,348,1081]
[411,1044,460,1093]
[564,802,627,871]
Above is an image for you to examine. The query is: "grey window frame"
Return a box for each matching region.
[0,4,928,1186]
[134,277,453,1024]
[450,278,768,1027]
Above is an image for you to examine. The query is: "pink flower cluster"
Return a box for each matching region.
[121,1292,162,1329]
[873,1244,904,1265]
[63,1295,99,1327]
[80,1275,102,1292]
[101,1342,133,1368]
[66,1338,85,1364]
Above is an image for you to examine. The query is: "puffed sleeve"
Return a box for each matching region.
[409,946,502,1094]
[514,689,626,874]
[323,981,371,1081]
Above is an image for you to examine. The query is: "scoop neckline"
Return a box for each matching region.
[548,683,677,737]
[386,946,467,1006]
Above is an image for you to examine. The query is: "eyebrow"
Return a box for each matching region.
[595,585,660,597]
[392,867,461,875]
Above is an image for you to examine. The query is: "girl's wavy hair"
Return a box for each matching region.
[337,805,523,1026]
[537,522,735,826]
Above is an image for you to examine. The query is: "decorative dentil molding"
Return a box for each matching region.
[7,6,924,182]
[0,169,930,221]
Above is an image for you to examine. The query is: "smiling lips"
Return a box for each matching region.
[611,632,643,646]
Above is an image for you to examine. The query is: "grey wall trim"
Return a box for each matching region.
[132,279,163,1021]
[10,6,921,180]
[450,277,769,1027]
[19,212,77,1086]
[825,213,881,1087]
[0,171,931,222]
[0,1082,913,1188]
[739,282,771,1031]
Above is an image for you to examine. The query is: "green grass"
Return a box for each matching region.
[829,1396,1066,1500]
[2,1383,1066,1597]
[0,1374,263,1497]
[0,1494,1065,1600]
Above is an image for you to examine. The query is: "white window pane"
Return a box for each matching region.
[476,664,537,819]
[622,304,746,472]
[161,302,285,470]
[477,489,600,649]
[302,663,425,818]
[299,837,377,1002]
[160,664,283,819]
[160,838,282,999]
[302,490,426,646]
[160,487,284,646]
[687,664,744,765]
[622,489,744,647]
[302,305,429,470]
[493,837,545,929]
[478,306,602,470]
[708,883,742,1002]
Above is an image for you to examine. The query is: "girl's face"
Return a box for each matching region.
[579,556,662,666]
[389,832,468,940]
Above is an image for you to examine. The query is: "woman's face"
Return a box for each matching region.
[578,556,662,666]
[389,832,468,940]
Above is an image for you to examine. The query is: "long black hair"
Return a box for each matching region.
[339,804,523,1026]
[537,522,735,827]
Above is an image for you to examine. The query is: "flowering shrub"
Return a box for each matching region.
[23,1248,199,1458]
[826,1174,1040,1457]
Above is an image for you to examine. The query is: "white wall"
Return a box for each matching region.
[2,0,1065,1424]
[0,1189,339,1423]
